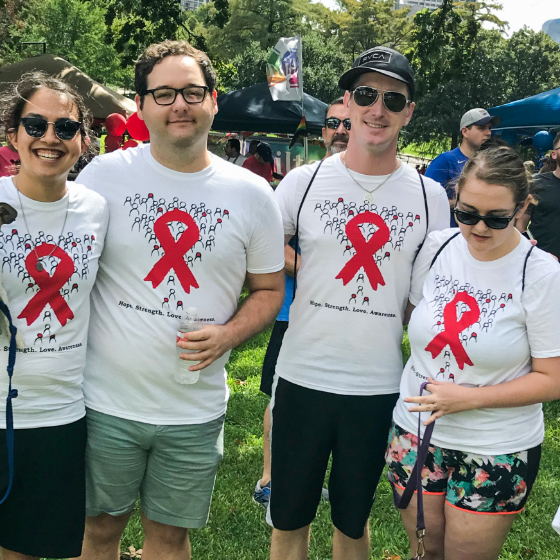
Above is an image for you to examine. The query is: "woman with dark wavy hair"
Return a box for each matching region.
[386,143,560,560]
[0,71,108,560]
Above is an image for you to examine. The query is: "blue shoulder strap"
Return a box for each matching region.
[0,300,18,505]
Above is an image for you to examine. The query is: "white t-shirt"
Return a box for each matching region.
[393,229,560,454]
[77,145,284,425]
[224,154,247,167]
[0,177,108,428]
[274,155,450,395]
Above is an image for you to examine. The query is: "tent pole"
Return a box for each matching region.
[298,35,307,165]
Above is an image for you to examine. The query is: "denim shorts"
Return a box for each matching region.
[85,408,225,528]
[385,422,541,514]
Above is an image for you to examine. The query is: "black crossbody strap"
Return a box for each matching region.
[521,245,535,293]
[429,232,461,269]
[413,172,430,261]
[292,160,325,300]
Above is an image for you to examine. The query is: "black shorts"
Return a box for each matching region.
[0,418,87,558]
[269,377,398,539]
[260,320,289,396]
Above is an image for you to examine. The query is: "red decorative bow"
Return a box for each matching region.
[18,244,74,326]
[144,209,200,293]
[336,212,390,290]
[425,292,480,370]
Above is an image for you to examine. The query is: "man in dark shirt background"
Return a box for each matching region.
[518,132,560,259]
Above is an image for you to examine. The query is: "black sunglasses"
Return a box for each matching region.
[144,85,209,106]
[19,116,82,141]
[351,86,410,113]
[325,117,351,131]
[454,203,521,230]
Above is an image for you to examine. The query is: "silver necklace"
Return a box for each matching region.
[14,179,70,272]
[342,153,400,203]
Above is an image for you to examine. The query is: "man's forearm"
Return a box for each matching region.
[224,288,284,348]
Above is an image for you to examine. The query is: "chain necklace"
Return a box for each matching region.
[13,179,70,272]
[342,153,400,203]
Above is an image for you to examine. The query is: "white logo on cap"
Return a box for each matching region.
[360,51,392,65]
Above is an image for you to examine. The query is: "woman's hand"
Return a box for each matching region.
[404,378,476,425]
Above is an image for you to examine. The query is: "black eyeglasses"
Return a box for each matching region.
[144,85,209,106]
[19,117,82,141]
[454,203,521,230]
[325,117,351,131]
[351,86,410,113]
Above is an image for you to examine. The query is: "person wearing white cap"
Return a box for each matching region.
[426,108,500,226]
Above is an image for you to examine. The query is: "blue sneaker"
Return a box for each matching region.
[253,480,271,505]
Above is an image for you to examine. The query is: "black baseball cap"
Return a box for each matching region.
[338,46,415,99]
[256,142,274,164]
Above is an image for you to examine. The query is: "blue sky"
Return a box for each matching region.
[315,0,559,35]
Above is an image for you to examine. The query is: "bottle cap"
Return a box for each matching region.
[186,306,198,316]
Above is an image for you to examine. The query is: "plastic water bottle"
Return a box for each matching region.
[175,307,202,384]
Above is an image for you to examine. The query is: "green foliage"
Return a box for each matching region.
[19,0,124,85]
[0,0,35,66]
[332,0,412,58]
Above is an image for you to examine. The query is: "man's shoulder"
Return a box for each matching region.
[534,171,560,186]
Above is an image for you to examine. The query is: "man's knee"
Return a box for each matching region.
[85,512,131,545]
[142,515,189,549]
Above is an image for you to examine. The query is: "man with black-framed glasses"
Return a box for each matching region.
[517,132,560,259]
[269,46,449,560]
[74,40,285,560]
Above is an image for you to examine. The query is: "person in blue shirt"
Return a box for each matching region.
[426,108,500,226]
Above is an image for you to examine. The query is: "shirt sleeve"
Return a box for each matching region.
[523,265,560,358]
[427,185,452,234]
[246,190,285,274]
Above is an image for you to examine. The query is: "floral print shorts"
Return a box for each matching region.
[385,423,541,514]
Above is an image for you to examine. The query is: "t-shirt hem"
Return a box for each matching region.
[3,407,85,430]
[531,349,560,358]
[85,402,227,426]
[277,373,400,396]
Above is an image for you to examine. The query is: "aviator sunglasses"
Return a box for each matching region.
[19,116,82,141]
[325,117,351,131]
[454,203,521,230]
[351,86,410,113]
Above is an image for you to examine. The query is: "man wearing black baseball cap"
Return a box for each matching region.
[269,46,449,560]
[243,141,275,183]
[426,107,500,225]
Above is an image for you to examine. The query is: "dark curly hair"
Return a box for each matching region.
[0,71,92,155]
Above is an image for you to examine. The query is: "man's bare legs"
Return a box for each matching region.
[271,524,370,560]
[260,403,272,486]
[140,513,191,560]
[270,526,310,560]
[75,512,191,560]
[333,525,369,560]
[1,548,38,560]
[73,512,131,560]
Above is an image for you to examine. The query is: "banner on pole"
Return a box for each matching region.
[267,37,303,102]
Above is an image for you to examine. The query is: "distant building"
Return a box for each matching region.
[543,19,560,44]
[180,0,208,11]
[397,0,473,15]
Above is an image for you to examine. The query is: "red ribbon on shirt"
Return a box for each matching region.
[336,211,390,290]
[425,291,480,370]
[144,209,200,293]
[18,244,74,326]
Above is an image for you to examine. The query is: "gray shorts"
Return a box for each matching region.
[85,408,225,528]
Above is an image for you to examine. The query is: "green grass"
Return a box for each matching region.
[116,328,560,560]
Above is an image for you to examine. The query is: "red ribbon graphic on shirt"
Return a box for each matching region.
[336,211,390,290]
[425,291,480,370]
[144,209,200,293]
[18,244,74,326]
